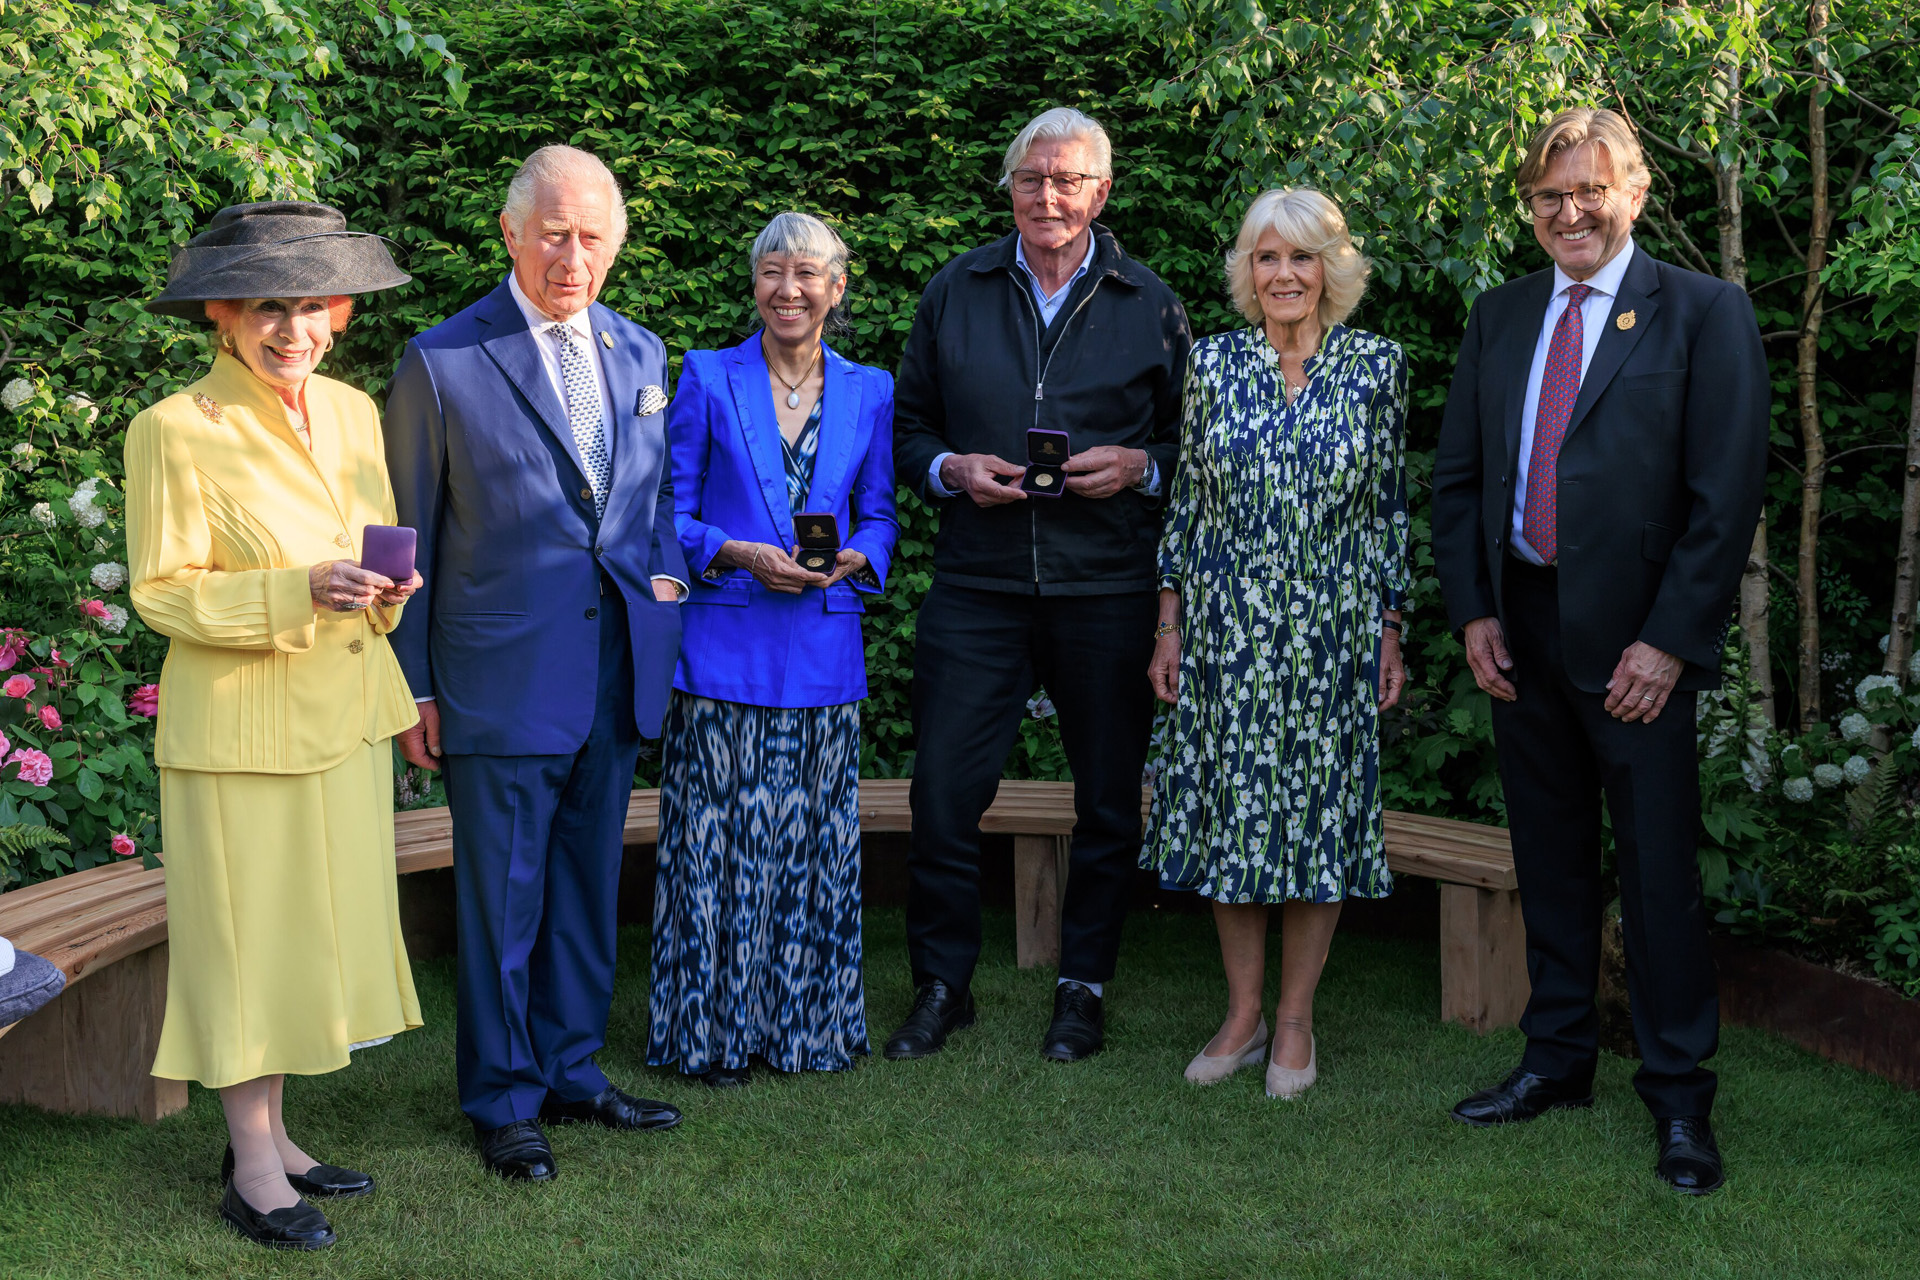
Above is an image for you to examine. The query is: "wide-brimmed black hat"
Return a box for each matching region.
[147,201,411,320]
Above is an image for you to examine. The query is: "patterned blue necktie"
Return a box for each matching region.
[549,322,610,516]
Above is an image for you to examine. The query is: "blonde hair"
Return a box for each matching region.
[1516,108,1651,198]
[502,145,628,246]
[1225,188,1370,329]
[998,107,1113,186]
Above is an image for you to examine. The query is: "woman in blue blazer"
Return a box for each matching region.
[648,213,899,1087]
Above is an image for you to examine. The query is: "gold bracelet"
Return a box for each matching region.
[1154,621,1177,638]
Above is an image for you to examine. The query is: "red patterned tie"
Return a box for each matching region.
[1521,283,1592,564]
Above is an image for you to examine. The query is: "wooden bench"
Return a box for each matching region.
[0,778,1521,1122]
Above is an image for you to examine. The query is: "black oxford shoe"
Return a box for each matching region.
[219,1181,336,1250]
[540,1085,682,1133]
[702,1064,751,1088]
[1040,982,1105,1063]
[474,1118,557,1182]
[1450,1068,1595,1127]
[221,1146,374,1199]
[883,980,975,1060]
[1655,1116,1725,1195]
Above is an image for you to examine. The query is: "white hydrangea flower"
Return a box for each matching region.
[1,378,34,411]
[100,603,128,634]
[63,393,98,425]
[1856,673,1900,706]
[1910,651,1920,684]
[1840,712,1871,743]
[1813,762,1844,789]
[90,537,108,554]
[1843,754,1872,785]
[1880,633,1892,654]
[1912,723,1920,751]
[9,441,35,472]
[67,479,105,528]
[1782,776,1815,802]
[89,561,127,591]
[29,502,55,528]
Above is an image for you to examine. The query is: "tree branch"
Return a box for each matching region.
[1772,205,1807,264]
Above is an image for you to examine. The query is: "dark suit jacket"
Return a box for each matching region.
[384,280,688,750]
[1430,248,1768,692]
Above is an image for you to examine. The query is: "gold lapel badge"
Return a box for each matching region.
[1616,310,1637,331]
[599,331,614,350]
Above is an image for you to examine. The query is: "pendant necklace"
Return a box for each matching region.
[768,340,821,410]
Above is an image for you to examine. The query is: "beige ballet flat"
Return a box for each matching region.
[1265,1034,1317,1100]
[1184,1018,1269,1085]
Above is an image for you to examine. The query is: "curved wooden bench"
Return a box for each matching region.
[0,778,1522,1122]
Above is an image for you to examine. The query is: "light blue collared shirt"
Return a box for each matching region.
[928,234,1161,499]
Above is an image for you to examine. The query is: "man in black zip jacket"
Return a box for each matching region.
[886,108,1192,1064]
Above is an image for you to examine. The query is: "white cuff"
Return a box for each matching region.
[927,452,958,498]
[651,574,689,599]
[1133,458,1163,498]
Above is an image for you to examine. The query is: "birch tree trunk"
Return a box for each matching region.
[1885,337,1920,685]
[1794,0,1832,732]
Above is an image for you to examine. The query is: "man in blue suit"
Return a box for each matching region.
[386,145,689,1181]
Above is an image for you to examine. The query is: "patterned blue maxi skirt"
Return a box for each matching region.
[646,691,867,1074]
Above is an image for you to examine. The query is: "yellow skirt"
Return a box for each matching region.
[152,742,422,1087]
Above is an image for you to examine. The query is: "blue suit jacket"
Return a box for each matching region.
[384,280,688,749]
[671,334,898,708]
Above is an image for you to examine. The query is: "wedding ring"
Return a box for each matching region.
[1641,694,1655,702]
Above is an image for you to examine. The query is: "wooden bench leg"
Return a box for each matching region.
[0,945,188,1123]
[1439,884,1530,1032]
[1014,834,1068,969]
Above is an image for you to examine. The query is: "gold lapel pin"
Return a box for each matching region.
[1616,310,1637,331]
[599,331,613,349]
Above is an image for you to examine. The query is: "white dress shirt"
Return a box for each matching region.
[928,233,1161,499]
[1510,237,1637,566]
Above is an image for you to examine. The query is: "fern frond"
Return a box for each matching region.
[0,824,70,857]
[1846,755,1901,835]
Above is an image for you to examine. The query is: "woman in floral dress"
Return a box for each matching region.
[1145,188,1409,1099]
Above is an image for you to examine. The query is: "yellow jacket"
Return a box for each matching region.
[125,353,419,773]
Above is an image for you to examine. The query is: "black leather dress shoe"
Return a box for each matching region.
[702,1065,751,1088]
[1041,982,1105,1062]
[1655,1116,1725,1195]
[219,1180,336,1250]
[539,1085,682,1132]
[474,1118,557,1181]
[221,1146,374,1199]
[1450,1068,1595,1127]
[883,980,975,1060]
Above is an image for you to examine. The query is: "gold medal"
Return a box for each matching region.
[1616,310,1637,331]
[1035,473,1055,488]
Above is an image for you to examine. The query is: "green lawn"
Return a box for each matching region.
[2,908,1916,1279]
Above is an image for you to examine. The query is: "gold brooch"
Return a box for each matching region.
[334,532,352,549]
[192,393,223,423]
[348,638,365,654]
[599,331,614,350]
[1616,310,1637,331]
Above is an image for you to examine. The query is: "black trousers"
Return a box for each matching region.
[1491,559,1718,1118]
[906,581,1158,990]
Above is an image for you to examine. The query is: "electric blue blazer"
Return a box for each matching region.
[671,334,898,708]
[384,280,688,750]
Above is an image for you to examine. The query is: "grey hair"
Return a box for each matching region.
[502,145,628,245]
[749,211,850,285]
[998,107,1113,186]
[1225,188,1371,329]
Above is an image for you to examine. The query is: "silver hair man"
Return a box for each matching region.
[502,144,628,246]
[998,107,1113,186]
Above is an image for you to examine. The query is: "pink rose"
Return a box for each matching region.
[37,704,61,730]
[6,747,53,787]
[111,833,137,858]
[0,632,26,671]
[2,674,33,699]
[0,730,9,757]
[127,683,159,718]
[78,599,110,621]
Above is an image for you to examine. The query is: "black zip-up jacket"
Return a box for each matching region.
[893,224,1192,594]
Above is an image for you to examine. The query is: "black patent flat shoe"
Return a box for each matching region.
[701,1064,752,1089]
[222,1146,374,1198]
[219,1180,336,1250]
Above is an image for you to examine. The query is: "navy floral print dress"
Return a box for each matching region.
[1144,325,1411,903]
[648,399,869,1074]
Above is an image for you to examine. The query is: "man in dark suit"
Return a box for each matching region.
[1431,108,1768,1195]
[385,145,688,1181]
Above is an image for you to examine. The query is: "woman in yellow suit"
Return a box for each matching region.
[128,202,423,1251]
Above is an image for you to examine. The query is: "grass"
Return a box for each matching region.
[2,908,1917,1279]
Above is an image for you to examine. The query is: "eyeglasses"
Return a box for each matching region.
[1523,184,1613,219]
[1009,169,1095,196]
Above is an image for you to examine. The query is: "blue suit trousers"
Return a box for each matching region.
[446,585,641,1129]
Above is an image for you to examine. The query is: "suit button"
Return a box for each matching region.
[585,607,598,620]
[595,545,606,556]
[580,487,593,501]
